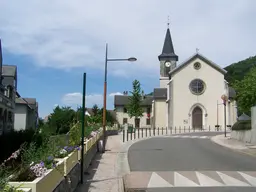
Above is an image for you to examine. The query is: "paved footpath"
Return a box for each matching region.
[76,134,123,192]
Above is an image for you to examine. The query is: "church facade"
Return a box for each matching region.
[114,27,238,130]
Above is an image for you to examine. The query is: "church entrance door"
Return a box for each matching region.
[192,106,203,129]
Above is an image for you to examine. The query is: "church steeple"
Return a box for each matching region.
[158,26,178,61]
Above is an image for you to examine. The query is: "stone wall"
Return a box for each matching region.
[52,136,102,192]
[231,106,256,144]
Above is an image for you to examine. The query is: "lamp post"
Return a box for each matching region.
[221,94,228,137]
[102,43,137,153]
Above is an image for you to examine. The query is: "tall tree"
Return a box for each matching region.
[233,66,256,114]
[127,79,144,128]
[48,106,76,134]
[92,104,99,116]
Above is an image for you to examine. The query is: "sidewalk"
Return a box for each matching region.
[76,134,123,192]
[211,134,256,156]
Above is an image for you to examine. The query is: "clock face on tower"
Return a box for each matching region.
[165,61,171,67]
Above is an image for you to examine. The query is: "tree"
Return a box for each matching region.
[92,104,99,116]
[233,66,256,114]
[47,106,76,134]
[127,79,144,128]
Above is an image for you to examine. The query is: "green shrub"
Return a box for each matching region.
[0,129,43,163]
[231,120,251,131]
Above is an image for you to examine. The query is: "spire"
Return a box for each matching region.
[158,23,178,61]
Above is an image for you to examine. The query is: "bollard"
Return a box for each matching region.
[209,125,210,132]
[126,130,129,141]
[130,129,133,140]
[146,128,148,137]
[142,128,144,138]
[162,127,163,135]
[179,126,181,133]
[134,128,136,139]
[158,127,159,135]
[175,126,176,134]
[123,129,125,142]
[154,128,155,136]
[150,128,151,137]
[166,127,167,135]
[189,126,190,132]
[184,126,185,133]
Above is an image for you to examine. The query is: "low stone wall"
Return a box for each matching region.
[231,106,256,145]
[52,136,102,192]
[231,129,256,145]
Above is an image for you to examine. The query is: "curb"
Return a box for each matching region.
[210,134,248,150]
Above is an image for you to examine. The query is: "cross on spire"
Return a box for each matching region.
[167,16,170,28]
[196,48,199,53]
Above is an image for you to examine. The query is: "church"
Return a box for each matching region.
[114,26,238,130]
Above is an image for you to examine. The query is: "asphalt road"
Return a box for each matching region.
[126,132,256,192]
[128,132,256,171]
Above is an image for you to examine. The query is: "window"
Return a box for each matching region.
[123,107,127,113]
[194,62,201,70]
[189,79,206,95]
[123,118,128,124]
[146,118,150,125]
[146,107,151,114]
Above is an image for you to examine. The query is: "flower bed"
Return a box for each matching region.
[2,127,103,192]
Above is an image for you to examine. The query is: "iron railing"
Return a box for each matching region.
[122,126,229,142]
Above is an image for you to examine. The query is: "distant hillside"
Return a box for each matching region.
[224,55,256,85]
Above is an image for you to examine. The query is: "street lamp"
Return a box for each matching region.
[102,43,137,153]
[221,94,228,137]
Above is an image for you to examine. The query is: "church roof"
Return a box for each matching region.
[169,53,227,76]
[153,88,167,99]
[158,28,178,61]
[114,95,153,106]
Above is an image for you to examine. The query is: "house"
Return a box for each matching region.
[114,26,237,129]
[0,39,39,134]
[114,92,153,128]
[0,40,17,135]
[14,97,38,131]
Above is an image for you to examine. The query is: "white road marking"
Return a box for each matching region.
[239,172,256,186]
[174,172,199,186]
[148,172,173,188]
[217,171,250,186]
[196,171,223,186]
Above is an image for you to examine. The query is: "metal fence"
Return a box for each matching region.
[122,125,228,142]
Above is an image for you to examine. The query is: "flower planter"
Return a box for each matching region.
[55,151,79,176]
[9,160,64,192]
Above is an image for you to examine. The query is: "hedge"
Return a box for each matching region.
[231,120,251,131]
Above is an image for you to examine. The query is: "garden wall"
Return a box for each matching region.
[231,106,256,144]
[9,130,103,192]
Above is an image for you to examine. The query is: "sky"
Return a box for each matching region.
[0,0,255,118]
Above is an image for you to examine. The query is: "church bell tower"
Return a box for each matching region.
[158,24,178,88]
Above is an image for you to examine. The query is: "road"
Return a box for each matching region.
[124,132,256,192]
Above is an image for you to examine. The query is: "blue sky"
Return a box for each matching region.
[0,0,256,118]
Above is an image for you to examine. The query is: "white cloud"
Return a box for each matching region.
[0,0,256,77]
[109,92,123,97]
[61,92,121,109]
